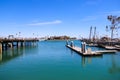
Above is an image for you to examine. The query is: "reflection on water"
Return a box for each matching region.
[81,56,103,67]
[0,53,2,62]
[0,46,38,64]
[69,49,103,67]
[70,47,120,75]
[81,56,92,67]
[0,48,24,64]
[109,54,120,74]
[0,41,120,80]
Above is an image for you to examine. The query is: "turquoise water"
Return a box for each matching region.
[0,40,120,80]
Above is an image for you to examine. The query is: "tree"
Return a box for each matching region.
[107,15,120,40]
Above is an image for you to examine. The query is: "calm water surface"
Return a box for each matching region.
[0,40,120,80]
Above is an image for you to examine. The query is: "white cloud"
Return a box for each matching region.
[28,20,62,26]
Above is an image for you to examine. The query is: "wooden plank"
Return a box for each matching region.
[92,50,117,54]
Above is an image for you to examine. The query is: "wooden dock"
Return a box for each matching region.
[66,45,117,56]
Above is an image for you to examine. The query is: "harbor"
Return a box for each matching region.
[0,0,120,80]
[0,14,120,80]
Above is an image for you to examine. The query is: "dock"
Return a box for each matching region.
[66,45,117,56]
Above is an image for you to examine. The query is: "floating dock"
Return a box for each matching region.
[66,45,117,56]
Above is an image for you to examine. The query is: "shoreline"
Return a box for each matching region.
[44,39,77,41]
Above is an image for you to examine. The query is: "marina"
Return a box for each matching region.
[0,0,120,80]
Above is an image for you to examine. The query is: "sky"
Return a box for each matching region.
[0,0,120,38]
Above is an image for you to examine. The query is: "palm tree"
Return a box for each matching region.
[107,15,120,40]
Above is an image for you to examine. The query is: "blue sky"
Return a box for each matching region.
[0,0,120,38]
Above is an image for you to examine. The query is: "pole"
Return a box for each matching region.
[93,27,96,41]
[89,26,92,42]
[111,27,114,40]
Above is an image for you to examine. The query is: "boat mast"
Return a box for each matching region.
[93,27,96,41]
[89,26,92,42]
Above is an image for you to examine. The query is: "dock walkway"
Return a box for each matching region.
[66,45,117,56]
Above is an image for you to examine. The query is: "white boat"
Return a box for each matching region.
[105,46,116,50]
[105,46,120,51]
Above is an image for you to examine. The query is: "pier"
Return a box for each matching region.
[0,38,39,52]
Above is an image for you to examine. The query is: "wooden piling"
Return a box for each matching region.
[0,43,2,53]
[21,42,24,47]
[5,43,8,50]
[8,43,13,48]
